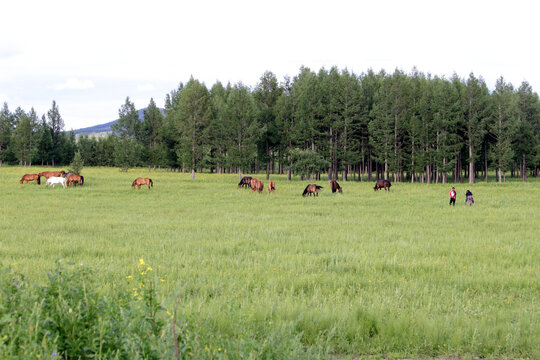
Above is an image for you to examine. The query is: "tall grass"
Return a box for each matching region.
[1,166,539,359]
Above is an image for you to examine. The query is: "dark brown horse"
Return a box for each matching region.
[268,181,275,194]
[20,174,41,185]
[330,180,342,193]
[302,184,323,197]
[132,177,153,189]
[238,176,253,188]
[38,170,66,181]
[373,179,391,191]
[67,174,84,186]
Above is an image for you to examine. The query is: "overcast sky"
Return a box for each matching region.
[1,0,538,130]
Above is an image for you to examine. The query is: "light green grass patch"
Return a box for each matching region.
[1,166,539,359]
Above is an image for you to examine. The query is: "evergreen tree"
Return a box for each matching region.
[77,135,97,166]
[141,98,166,168]
[490,77,517,182]
[112,97,140,171]
[172,78,211,179]
[463,73,491,183]
[47,100,64,166]
[12,108,38,166]
[226,82,259,180]
[36,116,53,166]
[514,81,540,181]
[253,71,283,179]
[207,82,230,173]
[0,102,14,166]
[369,71,393,180]
[68,150,84,174]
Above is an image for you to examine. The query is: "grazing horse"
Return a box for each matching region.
[268,181,275,194]
[302,184,323,197]
[251,179,264,193]
[373,179,391,191]
[38,170,66,180]
[20,174,41,185]
[238,176,253,188]
[67,174,84,186]
[250,178,259,192]
[132,177,153,189]
[330,180,342,193]
[46,176,66,189]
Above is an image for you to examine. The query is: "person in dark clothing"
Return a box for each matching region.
[465,190,474,205]
[449,187,456,206]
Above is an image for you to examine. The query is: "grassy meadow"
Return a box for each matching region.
[0,166,539,359]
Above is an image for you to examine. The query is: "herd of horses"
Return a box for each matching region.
[20,171,84,188]
[19,170,392,195]
[19,171,153,190]
[238,176,274,194]
[239,176,392,197]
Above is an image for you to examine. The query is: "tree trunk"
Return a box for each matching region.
[522,152,527,182]
[468,143,474,184]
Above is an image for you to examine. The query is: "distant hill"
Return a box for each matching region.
[74,108,165,137]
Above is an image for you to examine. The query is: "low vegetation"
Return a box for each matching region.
[1,166,538,359]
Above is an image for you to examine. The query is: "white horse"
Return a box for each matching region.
[46,176,67,189]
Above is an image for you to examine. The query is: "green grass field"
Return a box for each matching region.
[1,166,539,359]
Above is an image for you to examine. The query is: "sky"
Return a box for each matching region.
[1,0,539,130]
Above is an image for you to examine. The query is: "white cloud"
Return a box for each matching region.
[51,77,94,90]
[136,84,155,92]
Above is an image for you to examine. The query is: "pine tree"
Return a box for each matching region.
[173,78,210,179]
[47,100,64,166]
[112,97,140,171]
[0,102,14,166]
[463,74,491,183]
[36,116,53,166]
[226,82,258,180]
[514,82,540,181]
[253,71,283,180]
[490,77,517,182]
[69,150,84,174]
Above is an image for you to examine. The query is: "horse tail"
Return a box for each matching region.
[149,179,153,187]
[37,175,41,185]
[316,185,323,190]
[302,185,309,197]
[80,175,84,185]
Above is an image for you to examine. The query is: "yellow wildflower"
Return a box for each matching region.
[146,266,152,271]
[126,275,133,279]
[139,258,145,266]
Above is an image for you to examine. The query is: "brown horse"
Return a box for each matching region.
[38,171,66,181]
[373,179,391,191]
[67,174,84,186]
[20,174,41,185]
[250,178,259,192]
[251,179,264,193]
[132,177,153,189]
[268,181,275,194]
[302,184,323,197]
[330,180,342,193]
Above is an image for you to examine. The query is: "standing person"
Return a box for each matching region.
[449,187,456,206]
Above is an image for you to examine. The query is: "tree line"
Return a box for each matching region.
[1,67,539,183]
